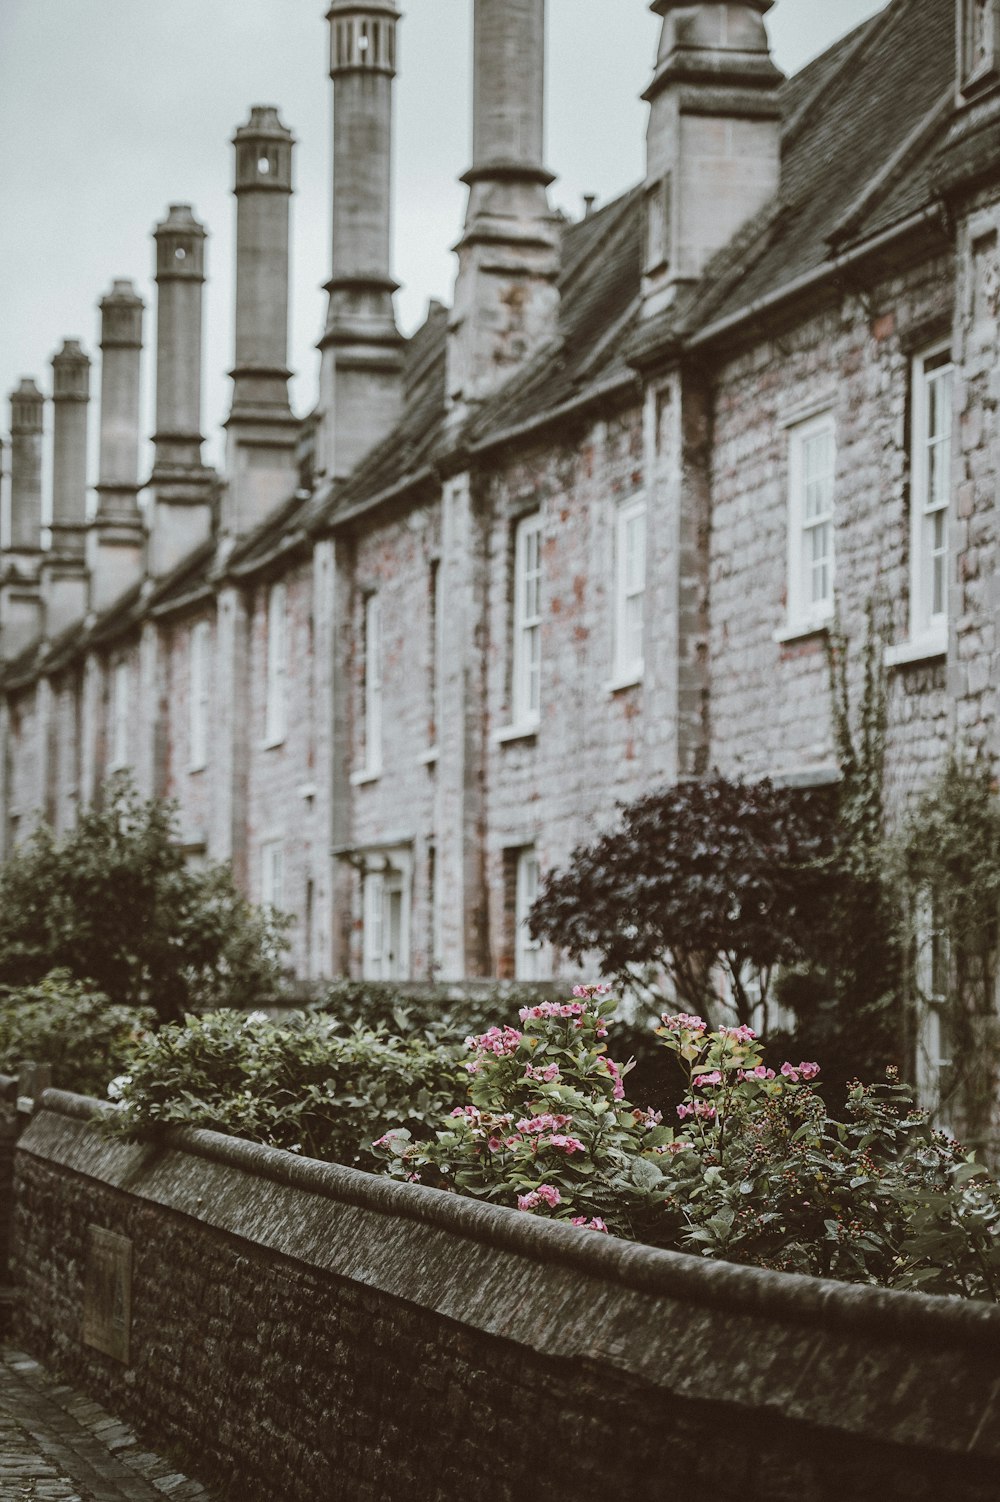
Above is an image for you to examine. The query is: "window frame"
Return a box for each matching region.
[109,660,129,771]
[264,581,287,748]
[363,592,383,777]
[613,493,647,685]
[362,862,410,980]
[786,410,837,634]
[908,344,953,651]
[188,619,211,772]
[913,896,955,1133]
[511,513,543,730]
[261,839,285,912]
[514,846,542,982]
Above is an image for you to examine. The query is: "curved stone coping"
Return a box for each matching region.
[33,1087,1000,1354]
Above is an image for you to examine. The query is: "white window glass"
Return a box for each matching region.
[189,621,210,771]
[513,514,542,726]
[614,496,646,680]
[110,661,129,770]
[515,847,542,982]
[265,582,287,746]
[914,898,954,1131]
[910,348,953,641]
[429,560,443,750]
[261,839,285,911]
[787,413,836,629]
[364,593,383,774]
[362,866,409,980]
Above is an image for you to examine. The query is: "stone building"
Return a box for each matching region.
[1,0,998,1098]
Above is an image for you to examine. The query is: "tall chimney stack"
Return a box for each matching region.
[147,204,215,577]
[222,106,299,536]
[446,0,561,415]
[42,340,91,635]
[317,2,404,486]
[49,340,90,557]
[1,380,45,657]
[8,379,44,554]
[641,0,783,317]
[89,279,146,613]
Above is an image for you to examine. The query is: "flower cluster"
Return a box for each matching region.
[518,1184,561,1212]
[659,1013,707,1034]
[570,1216,609,1233]
[518,1001,608,1037]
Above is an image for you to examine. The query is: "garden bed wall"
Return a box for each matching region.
[13,1091,1000,1502]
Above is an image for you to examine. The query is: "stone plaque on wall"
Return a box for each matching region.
[82,1226,132,1364]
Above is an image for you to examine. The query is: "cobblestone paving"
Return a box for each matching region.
[0,1350,217,1501]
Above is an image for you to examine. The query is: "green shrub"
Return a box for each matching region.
[375,990,1000,1300]
[0,971,153,1099]
[0,778,290,1022]
[314,978,551,1042]
[105,1010,464,1171]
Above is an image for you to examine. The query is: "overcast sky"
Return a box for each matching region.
[0,0,889,495]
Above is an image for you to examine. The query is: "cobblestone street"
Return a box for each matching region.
[0,1350,215,1502]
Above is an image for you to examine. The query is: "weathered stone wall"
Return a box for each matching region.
[707,250,956,804]
[347,505,443,978]
[481,405,666,976]
[162,609,216,857]
[244,561,318,975]
[13,1093,1000,1502]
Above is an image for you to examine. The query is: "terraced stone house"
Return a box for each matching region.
[1,0,998,1115]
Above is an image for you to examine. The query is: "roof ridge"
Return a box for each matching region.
[827,82,956,250]
[781,1,904,151]
[558,185,641,291]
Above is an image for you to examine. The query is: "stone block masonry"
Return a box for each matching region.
[12,1091,1000,1502]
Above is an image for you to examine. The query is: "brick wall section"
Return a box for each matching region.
[951,189,1000,758]
[348,507,443,977]
[244,563,318,975]
[707,253,955,801]
[13,1094,1000,1502]
[482,407,667,976]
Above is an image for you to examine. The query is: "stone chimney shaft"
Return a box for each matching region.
[8,379,44,553]
[317,3,404,484]
[50,339,90,556]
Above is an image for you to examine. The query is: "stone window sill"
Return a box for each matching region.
[773,619,831,646]
[495,721,539,746]
[188,761,206,776]
[884,633,947,669]
[605,668,644,695]
[417,747,439,766]
[260,736,285,751]
[350,767,381,787]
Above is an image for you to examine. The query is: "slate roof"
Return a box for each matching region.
[2,0,964,684]
[679,0,956,337]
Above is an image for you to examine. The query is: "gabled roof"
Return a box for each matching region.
[1,0,965,685]
[678,0,956,340]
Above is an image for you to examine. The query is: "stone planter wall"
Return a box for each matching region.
[13,1090,1000,1502]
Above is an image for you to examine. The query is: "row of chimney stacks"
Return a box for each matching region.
[2,0,788,657]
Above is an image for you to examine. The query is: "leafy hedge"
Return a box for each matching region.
[374,990,1000,1300]
[106,1010,463,1171]
[0,971,153,1100]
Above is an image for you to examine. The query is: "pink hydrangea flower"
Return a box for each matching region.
[694,1071,722,1088]
[799,1061,821,1081]
[516,1112,573,1135]
[545,1134,586,1154]
[465,1025,523,1058]
[524,1062,561,1084]
[742,1064,776,1082]
[572,984,612,998]
[679,1101,717,1121]
[719,1025,757,1043]
[781,1063,801,1082]
[660,1013,707,1034]
[570,1216,609,1233]
[517,1184,562,1213]
[601,1057,627,1100]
